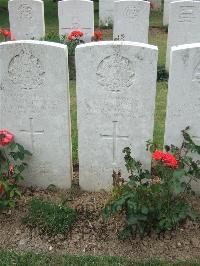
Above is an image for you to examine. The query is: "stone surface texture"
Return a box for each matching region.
[166,0,200,70]
[113,0,150,43]
[76,41,158,191]
[99,0,115,26]
[163,0,176,26]
[58,0,94,42]
[164,43,200,192]
[0,41,72,188]
[8,0,45,40]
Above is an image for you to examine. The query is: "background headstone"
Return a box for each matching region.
[166,0,200,70]
[58,0,94,42]
[163,0,176,26]
[99,0,114,26]
[113,0,150,43]
[8,0,45,40]
[76,41,158,191]
[0,41,72,188]
[164,43,200,192]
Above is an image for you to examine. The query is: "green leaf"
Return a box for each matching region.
[17,164,25,172]
[141,206,149,215]
[173,169,185,178]
[9,142,17,151]
[24,150,32,156]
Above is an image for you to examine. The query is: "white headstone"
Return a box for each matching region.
[164,44,200,192]
[166,0,200,70]
[163,0,174,26]
[113,0,150,43]
[58,0,94,42]
[99,0,115,26]
[8,0,45,40]
[0,41,72,188]
[76,41,158,191]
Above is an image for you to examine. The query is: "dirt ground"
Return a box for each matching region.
[0,172,200,262]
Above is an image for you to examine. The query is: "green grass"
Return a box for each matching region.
[70,81,78,164]
[0,250,199,266]
[154,82,168,149]
[23,198,77,236]
[150,10,164,28]
[149,30,167,67]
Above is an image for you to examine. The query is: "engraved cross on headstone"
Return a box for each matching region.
[20,118,44,152]
[100,121,129,165]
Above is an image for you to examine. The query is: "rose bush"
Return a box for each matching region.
[0,28,15,41]
[92,31,103,41]
[103,128,200,238]
[0,130,31,208]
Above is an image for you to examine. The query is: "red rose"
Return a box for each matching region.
[70,30,83,38]
[162,153,178,169]
[152,150,164,161]
[67,34,73,41]
[94,31,102,41]
[0,184,5,194]
[2,30,11,37]
[152,150,178,169]
[0,130,14,146]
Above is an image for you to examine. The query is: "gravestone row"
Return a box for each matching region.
[8,0,151,44]
[8,0,95,42]
[1,40,200,192]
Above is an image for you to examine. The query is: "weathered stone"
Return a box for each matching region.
[99,0,114,26]
[58,0,94,42]
[76,41,158,191]
[166,0,200,70]
[164,43,200,192]
[113,0,150,42]
[8,0,45,40]
[0,40,72,188]
[163,0,177,26]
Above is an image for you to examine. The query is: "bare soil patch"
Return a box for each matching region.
[0,172,200,261]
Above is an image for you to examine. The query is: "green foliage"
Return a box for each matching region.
[0,250,199,266]
[157,66,168,82]
[41,32,60,43]
[103,128,200,238]
[0,137,31,208]
[23,198,77,236]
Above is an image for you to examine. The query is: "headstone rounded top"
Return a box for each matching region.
[76,41,158,51]
[0,40,68,50]
[172,43,200,52]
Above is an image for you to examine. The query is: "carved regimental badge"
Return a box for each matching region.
[123,6,140,20]
[96,53,135,93]
[8,49,45,90]
[17,4,33,21]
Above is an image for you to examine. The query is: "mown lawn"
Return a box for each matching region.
[0,250,199,266]
[0,0,168,163]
